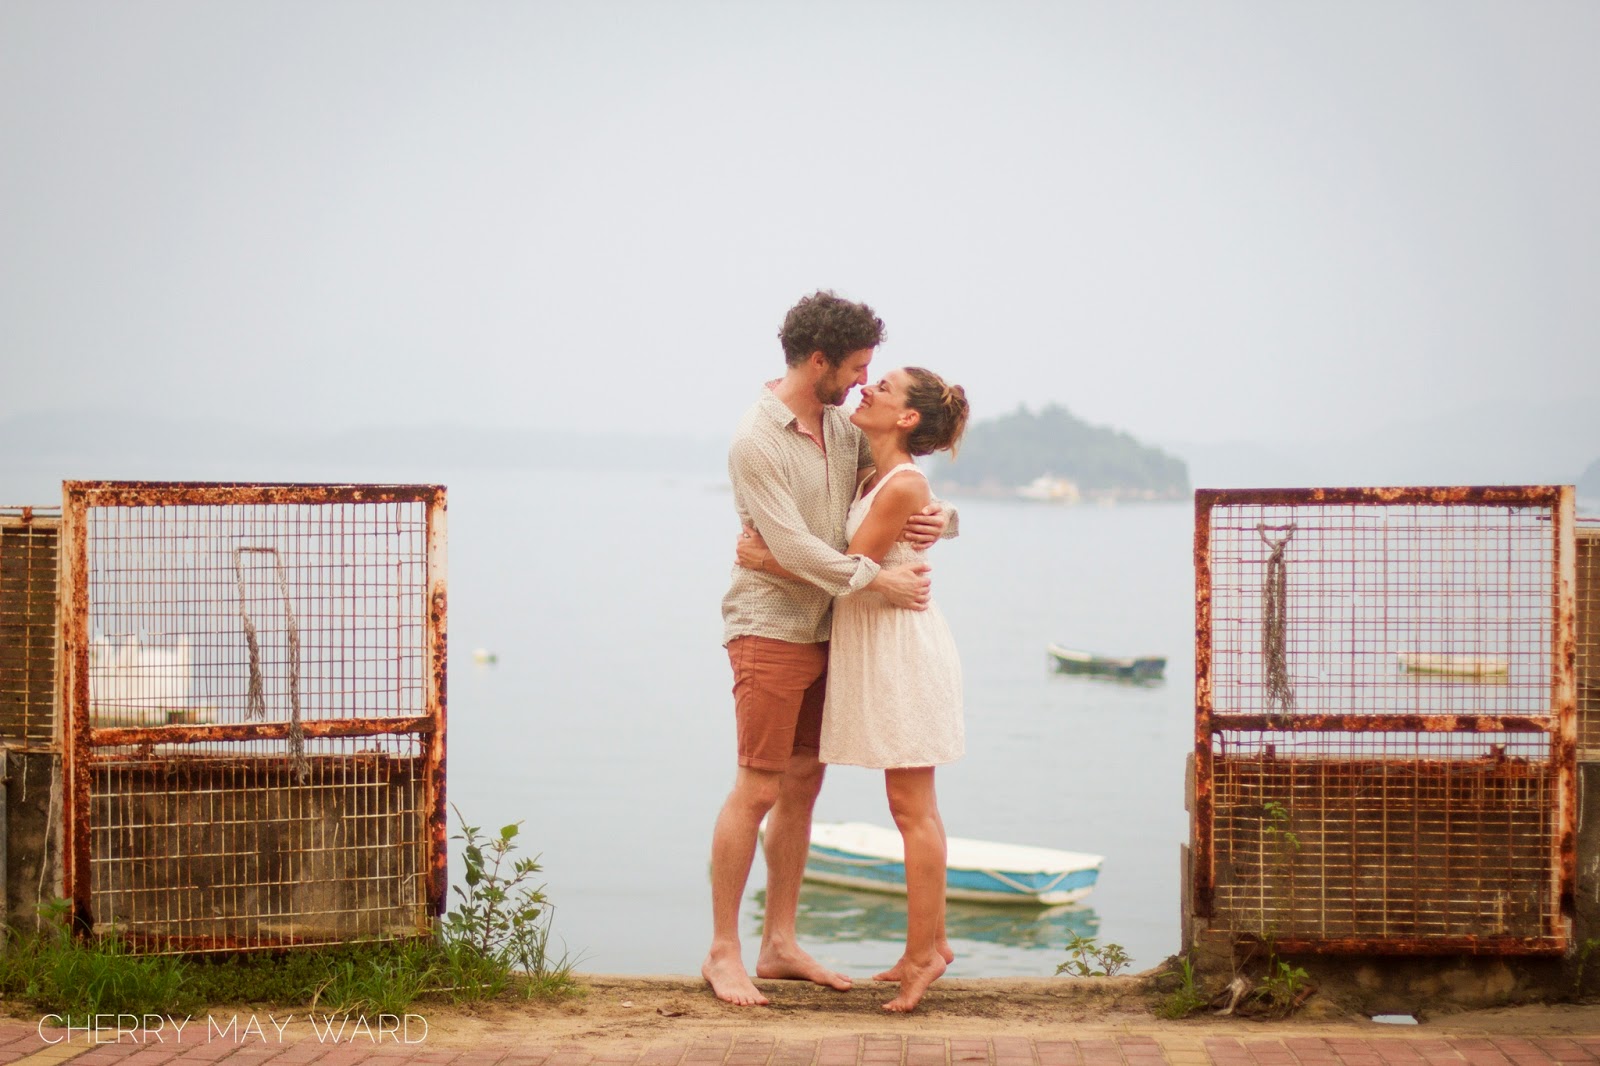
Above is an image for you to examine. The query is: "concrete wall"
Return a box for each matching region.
[4,750,63,932]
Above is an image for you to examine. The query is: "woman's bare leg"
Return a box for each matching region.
[874,786,955,982]
[879,766,947,1012]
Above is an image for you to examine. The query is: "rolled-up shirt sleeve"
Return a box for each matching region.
[731,436,881,597]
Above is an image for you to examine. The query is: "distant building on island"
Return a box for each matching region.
[1016,475,1081,503]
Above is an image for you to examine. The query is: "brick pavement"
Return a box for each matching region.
[1,1021,1598,1066]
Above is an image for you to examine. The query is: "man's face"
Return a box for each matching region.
[813,347,874,407]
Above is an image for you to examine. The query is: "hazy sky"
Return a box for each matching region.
[3,2,1596,447]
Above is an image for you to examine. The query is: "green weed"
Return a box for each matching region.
[1055,933,1130,978]
[1155,957,1208,1019]
[1262,801,1300,852]
[1256,958,1312,1016]
[1573,938,1600,997]
[440,806,581,1000]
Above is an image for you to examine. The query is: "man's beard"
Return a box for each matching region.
[814,378,851,407]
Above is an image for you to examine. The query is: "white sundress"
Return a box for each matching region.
[820,463,965,769]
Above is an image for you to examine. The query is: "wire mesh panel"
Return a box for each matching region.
[61,483,447,952]
[1,508,61,749]
[1194,487,1575,954]
[1579,522,1600,759]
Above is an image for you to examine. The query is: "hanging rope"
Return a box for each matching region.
[234,551,267,720]
[1257,522,1296,713]
[234,547,309,783]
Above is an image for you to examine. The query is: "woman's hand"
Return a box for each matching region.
[736,525,774,571]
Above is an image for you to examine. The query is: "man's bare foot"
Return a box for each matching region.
[873,940,955,982]
[702,952,769,1006]
[882,953,946,1012]
[756,944,852,990]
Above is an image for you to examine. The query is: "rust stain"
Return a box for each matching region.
[1206,713,1557,734]
[88,752,409,780]
[63,481,444,509]
[62,489,94,934]
[1192,485,1565,509]
[109,932,436,956]
[90,715,435,748]
[424,491,449,917]
[1192,492,1215,921]
[1552,486,1578,926]
[1261,936,1567,956]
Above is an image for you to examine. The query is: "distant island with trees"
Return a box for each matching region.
[926,403,1190,503]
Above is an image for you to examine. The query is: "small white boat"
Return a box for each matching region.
[799,821,1103,906]
[1396,652,1509,677]
[1048,643,1166,681]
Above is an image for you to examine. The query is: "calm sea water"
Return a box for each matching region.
[442,467,1195,978]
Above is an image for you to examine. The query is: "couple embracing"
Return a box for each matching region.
[703,291,969,1013]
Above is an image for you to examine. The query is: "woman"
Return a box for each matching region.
[738,366,969,1012]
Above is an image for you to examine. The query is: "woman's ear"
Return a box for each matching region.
[898,409,922,431]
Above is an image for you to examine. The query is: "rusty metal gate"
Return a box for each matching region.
[1193,487,1575,954]
[60,482,447,951]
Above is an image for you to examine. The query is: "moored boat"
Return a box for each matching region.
[1047,643,1166,681]
[798,821,1103,906]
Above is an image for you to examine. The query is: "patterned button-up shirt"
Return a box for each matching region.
[721,387,878,646]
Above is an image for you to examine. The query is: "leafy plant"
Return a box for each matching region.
[1256,958,1312,1016]
[1055,933,1130,978]
[442,806,579,1000]
[1262,801,1300,852]
[1156,957,1208,1019]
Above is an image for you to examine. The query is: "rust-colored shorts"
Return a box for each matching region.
[726,636,828,772]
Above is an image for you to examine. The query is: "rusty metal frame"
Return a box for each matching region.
[1193,485,1576,955]
[59,481,448,945]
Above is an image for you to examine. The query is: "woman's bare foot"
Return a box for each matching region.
[873,940,955,982]
[756,943,852,990]
[882,953,946,1012]
[702,951,769,1006]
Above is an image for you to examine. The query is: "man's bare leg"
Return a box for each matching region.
[879,767,948,1012]
[702,766,781,1005]
[755,751,851,990]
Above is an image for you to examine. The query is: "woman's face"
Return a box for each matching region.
[850,368,916,435]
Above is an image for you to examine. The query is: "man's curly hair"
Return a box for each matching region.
[778,291,886,368]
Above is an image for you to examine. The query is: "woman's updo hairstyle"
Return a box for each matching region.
[902,367,970,458]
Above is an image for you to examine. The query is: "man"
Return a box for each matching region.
[702,291,950,1006]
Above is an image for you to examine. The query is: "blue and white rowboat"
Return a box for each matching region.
[801,822,1103,906]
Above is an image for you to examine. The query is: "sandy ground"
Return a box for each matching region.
[409,974,1600,1047]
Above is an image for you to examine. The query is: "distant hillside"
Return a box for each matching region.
[929,404,1189,500]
